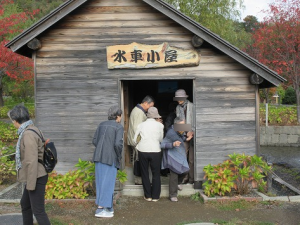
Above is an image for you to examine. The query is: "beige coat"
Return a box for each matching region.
[18,125,47,190]
[127,106,147,147]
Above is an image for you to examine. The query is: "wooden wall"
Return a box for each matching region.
[35,0,256,179]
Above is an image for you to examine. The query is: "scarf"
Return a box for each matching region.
[16,120,34,171]
[177,100,188,121]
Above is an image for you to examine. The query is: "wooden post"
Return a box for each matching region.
[266,103,268,127]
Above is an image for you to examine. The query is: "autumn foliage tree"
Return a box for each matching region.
[0,0,39,106]
[248,0,300,123]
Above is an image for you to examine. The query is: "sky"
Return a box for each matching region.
[241,0,274,21]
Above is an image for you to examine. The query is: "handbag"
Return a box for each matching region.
[133,160,141,176]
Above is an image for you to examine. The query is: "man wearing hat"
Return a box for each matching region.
[174,89,194,184]
[133,107,164,201]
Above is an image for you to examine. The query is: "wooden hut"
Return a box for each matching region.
[6,0,285,189]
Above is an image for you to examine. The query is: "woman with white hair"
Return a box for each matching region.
[8,105,50,225]
[92,105,124,218]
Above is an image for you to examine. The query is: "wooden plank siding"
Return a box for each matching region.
[35,0,257,178]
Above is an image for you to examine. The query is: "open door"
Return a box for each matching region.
[121,79,194,185]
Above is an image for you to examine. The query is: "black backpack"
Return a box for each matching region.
[28,129,58,173]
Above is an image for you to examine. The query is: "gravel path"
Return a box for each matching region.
[0,182,22,200]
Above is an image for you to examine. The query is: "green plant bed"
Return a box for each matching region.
[203,153,272,197]
[260,104,298,126]
[45,158,127,200]
[0,122,18,142]
[0,141,16,185]
[0,97,35,119]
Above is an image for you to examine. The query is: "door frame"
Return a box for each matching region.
[118,76,196,171]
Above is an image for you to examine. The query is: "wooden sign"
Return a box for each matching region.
[106,42,200,69]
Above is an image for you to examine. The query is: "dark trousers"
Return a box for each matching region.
[21,175,50,225]
[138,151,161,199]
[169,170,186,198]
[184,141,194,183]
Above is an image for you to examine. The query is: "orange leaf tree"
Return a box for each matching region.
[249,0,300,123]
[0,0,39,106]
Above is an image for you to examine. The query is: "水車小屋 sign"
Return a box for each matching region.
[106,42,200,69]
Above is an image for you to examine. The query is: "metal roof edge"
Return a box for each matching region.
[143,0,286,85]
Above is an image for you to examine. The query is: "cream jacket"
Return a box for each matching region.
[134,118,164,153]
[127,106,147,146]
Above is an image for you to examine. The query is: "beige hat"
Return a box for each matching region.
[175,89,188,98]
[147,107,161,118]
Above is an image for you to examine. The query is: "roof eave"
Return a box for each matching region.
[143,0,286,87]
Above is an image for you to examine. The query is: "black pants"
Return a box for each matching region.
[138,151,161,199]
[169,170,186,198]
[21,175,50,225]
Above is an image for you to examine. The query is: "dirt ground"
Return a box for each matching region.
[1,196,300,225]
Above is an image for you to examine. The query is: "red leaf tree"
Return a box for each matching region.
[248,0,300,123]
[0,0,39,106]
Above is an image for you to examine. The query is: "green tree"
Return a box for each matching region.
[242,15,260,33]
[14,0,66,20]
[277,85,285,104]
[282,87,297,105]
[163,0,252,49]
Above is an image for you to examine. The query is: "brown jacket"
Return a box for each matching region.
[18,125,47,190]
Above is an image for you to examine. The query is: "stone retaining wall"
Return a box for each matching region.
[260,126,300,147]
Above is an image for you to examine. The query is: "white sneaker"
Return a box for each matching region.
[95,209,114,218]
[170,197,178,202]
[178,184,183,191]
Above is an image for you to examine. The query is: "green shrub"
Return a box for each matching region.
[45,170,89,199]
[0,141,16,184]
[203,153,272,197]
[45,158,127,199]
[75,158,96,195]
[282,87,296,105]
[260,105,297,125]
[0,121,18,142]
[0,97,35,119]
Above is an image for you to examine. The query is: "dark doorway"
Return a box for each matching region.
[122,79,193,169]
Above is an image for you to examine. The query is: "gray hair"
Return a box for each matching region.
[108,105,122,120]
[8,105,30,124]
[141,95,155,104]
[174,117,185,124]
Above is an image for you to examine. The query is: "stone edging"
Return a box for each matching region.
[199,189,300,203]
[253,190,300,202]
[0,182,20,197]
[199,190,263,203]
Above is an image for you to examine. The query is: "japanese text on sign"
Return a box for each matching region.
[107,42,200,69]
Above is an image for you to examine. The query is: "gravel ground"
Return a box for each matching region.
[0,182,22,200]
